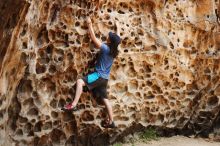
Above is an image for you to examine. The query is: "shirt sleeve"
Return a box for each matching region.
[100,43,110,54]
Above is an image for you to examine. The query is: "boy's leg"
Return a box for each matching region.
[71,79,85,107]
[63,78,85,110]
[64,72,101,110]
[102,98,114,124]
[71,73,101,108]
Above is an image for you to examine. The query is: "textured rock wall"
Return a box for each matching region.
[0,0,220,145]
[0,0,27,71]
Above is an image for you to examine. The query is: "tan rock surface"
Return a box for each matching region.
[0,0,219,145]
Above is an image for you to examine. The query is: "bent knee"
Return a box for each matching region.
[77,79,85,86]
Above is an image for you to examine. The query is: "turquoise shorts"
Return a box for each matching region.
[82,72,108,98]
[87,72,100,84]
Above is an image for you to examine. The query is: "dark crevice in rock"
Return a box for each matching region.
[8,95,21,131]
[0,0,27,71]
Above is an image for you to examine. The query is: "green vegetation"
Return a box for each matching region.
[139,128,159,142]
[112,128,159,146]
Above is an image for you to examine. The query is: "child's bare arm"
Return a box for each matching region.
[115,21,120,36]
[86,17,102,48]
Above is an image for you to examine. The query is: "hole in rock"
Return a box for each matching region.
[0,112,3,120]
[33,95,42,106]
[146,81,152,86]
[0,99,2,107]
[150,45,157,51]
[55,48,64,56]
[41,78,56,93]
[207,96,218,106]
[20,24,28,36]
[50,4,60,24]
[32,91,38,98]
[67,53,73,60]
[37,27,49,47]
[50,99,57,109]
[75,21,80,27]
[49,65,56,74]
[38,49,46,58]
[46,115,50,120]
[58,99,66,108]
[164,58,168,64]
[175,72,179,76]
[58,56,63,62]
[5,18,11,29]
[15,129,23,136]
[169,42,174,49]
[27,108,38,116]
[131,31,135,37]
[64,33,69,41]
[42,121,52,130]
[24,123,32,134]
[23,98,34,107]
[107,8,112,13]
[81,111,94,121]
[196,116,207,124]
[38,56,50,64]
[135,92,141,97]
[50,129,66,144]
[31,119,36,124]
[124,49,128,52]
[127,67,136,77]
[36,63,46,74]
[83,35,90,43]
[129,80,138,90]
[101,36,107,41]
[46,45,53,54]
[66,135,77,145]
[63,25,67,29]
[169,95,177,100]
[76,39,81,44]
[51,111,58,118]
[199,111,214,118]
[204,68,211,74]
[158,113,164,122]
[20,52,28,64]
[145,65,152,73]
[18,79,33,93]
[146,93,155,99]
[126,6,132,12]
[169,101,175,106]
[62,112,74,122]
[34,122,42,132]
[36,135,50,145]
[22,42,27,49]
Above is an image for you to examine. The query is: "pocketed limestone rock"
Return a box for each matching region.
[0,0,219,145]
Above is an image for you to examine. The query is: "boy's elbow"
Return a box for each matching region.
[95,41,102,48]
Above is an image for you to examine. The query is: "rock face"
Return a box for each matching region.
[0,0,220,145]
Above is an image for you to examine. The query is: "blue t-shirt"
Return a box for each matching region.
[95,43,114,79]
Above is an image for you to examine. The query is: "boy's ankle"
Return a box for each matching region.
[109,120,113,124]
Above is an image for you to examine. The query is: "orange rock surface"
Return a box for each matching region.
[0,0,219,145]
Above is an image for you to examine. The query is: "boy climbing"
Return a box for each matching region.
[62,17,121,128]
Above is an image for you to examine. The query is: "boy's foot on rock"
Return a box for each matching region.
[61,103,78,112]
[101,120,116,128]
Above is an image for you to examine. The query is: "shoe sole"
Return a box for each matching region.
[61,107,78,112]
